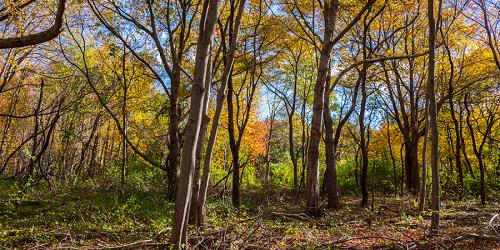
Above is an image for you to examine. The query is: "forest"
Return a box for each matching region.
[0,0,499,248]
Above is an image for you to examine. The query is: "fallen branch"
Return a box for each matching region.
[322,235,407,249]
[447,233,500,249]
[268,211,313,221]
[456,233,500,241]
[488,213,499,236]
[187,213,264,248]
[378,204,397,213]
[91,240,171,250]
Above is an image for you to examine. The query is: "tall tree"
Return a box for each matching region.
[305,0,375,217]
[265,43,304,190]
[171,0,220,244]
[195,0,247,226]
[87,0,201,200]
[427,0,440,236]
[464,93,498,205]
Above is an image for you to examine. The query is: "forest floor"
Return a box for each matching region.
[0,183,499,249]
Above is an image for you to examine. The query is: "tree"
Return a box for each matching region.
[427,0,440,236]
[265,43,304,190]
[476,0,500,71]
[226,0,279,208]
[305,0,339,217]
[227,22,262,208]
[87,0,201,200]
[464,92,498,206]
[171,0,220,244]
[0,0,67,48]
[304,0,375,217]
[195,0,247,226]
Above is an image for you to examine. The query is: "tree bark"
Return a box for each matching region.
[419,113,429,213]
[359,70,369,207]
[196,0,246,226]
[306,0,339,217]
[324,75,360,208]
[166,76,181,201]
[121,51,128,197]
[385,115,398,195]
[170,0,219,245]
[306,0,374,215]
[25,78,44,184]
[0,0,67,48]
[265,108,276,185]
[427,0,440,235]
[189,57,212,224]
[323,92,340,209]
[405,141,420,194]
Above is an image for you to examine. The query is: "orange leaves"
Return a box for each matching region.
[241,119,268,159]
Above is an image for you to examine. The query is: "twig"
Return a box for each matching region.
[323,235,407,249]
[238,223,262,248]
[268,211,313,221]
[447,233,500,249]
[457,233,500,241]
[378,204,397,213]
[90,240,171,250]
[488,213,499,236]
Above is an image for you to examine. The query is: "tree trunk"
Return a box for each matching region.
[323,97,340,209]
[121,73,127,197]
[288,51,300,190]
[419,116,429,212]
[227,76,241,208]
[265,110,276,185]
[196,80,225,226]
[465,96,488,206]
[166,76,181,201]
[405,140,420,194]
[385,115,398,195]
[323,74,361,208]
[298,91,308,195]
[400,143,405,196]
[359,74,369,207]
[306,43,332,216]
[189,57,212,224]
[306,0,339,216]
[444,30,464,191]
[196,0,246,226]
[427,0,441,235]
[355,148,359,194]
[170,0,219,245]
[288,114,298,190]
[449,98,464,190]
[25,79,44,184]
